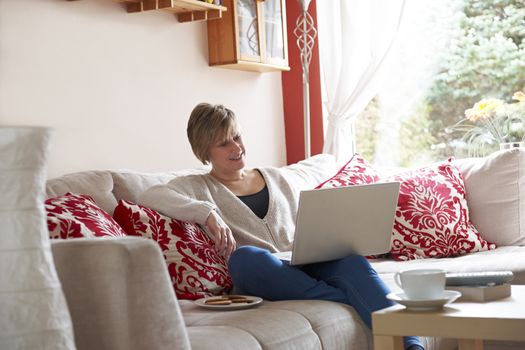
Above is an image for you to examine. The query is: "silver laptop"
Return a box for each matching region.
[273,182,400,265]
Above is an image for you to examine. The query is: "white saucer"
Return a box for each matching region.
[194,295,263,311]
[387,290,462,311]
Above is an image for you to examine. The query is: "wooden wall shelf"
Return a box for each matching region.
[113,0,227,22]
[207,0,289,72]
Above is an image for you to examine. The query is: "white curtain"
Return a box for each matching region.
[317,0,407,164]
[373,0,463,166]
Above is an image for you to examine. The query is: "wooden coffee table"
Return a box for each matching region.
[372,285,525,350]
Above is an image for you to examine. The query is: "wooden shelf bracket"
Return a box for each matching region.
[116,0,226,22]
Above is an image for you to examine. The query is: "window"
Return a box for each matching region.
[354,0,525,167]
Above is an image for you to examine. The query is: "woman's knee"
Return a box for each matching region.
[228,246,272,277]
[341,254,375,273]
[343,254,369,265]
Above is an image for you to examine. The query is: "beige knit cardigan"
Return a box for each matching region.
[138,155,336,252]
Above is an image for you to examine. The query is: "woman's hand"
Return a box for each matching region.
[206,210,236,259]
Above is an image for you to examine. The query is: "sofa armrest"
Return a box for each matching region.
[51,237,191,350]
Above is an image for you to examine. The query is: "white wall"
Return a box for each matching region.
[0,0,287,178]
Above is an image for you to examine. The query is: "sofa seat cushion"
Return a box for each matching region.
[187,326,263,350]
[372,246,525,289]
[180,299,371,350]
[181,299,458,350]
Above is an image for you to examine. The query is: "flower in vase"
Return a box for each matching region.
[448,91,525,156]
[464,98,504,122]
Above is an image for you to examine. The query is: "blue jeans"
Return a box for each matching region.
[228,246,423,350]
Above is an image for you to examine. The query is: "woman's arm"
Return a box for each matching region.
[138,183,215,225]
[137,180,236,258]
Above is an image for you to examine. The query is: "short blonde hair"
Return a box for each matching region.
[187,103,239,164]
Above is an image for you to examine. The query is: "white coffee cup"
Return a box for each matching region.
[394,269,446,300]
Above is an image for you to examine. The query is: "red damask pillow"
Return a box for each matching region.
[112,200,232,300]
[46,193,126,239]
[384,159,496,260]
[316,154,379,189]
[316,154,496,260]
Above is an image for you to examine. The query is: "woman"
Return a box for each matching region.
[138,103,424,350]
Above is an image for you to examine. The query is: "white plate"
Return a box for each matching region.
[194,295,263,311]
[386,290,462,311]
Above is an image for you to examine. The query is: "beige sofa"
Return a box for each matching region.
[46,151,525,350]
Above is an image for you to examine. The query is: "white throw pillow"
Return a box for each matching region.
[0,127,76,349]
[454,148,525,246]
[281,153,338,190]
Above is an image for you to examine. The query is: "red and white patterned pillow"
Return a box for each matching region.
[46,193,126,239]
[112,200,232,300]
[316,154,380,189]
[316,154,496,260]
[384,159,495,260]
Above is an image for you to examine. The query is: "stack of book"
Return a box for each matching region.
[445,271,514,302]
[446,283,511,302]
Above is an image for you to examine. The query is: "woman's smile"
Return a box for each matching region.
[229,152,245,161]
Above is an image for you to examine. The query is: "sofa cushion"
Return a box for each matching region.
[454,148,525,246]
[187,326,262,350]
[46,193,126,239]
[181,298,458,350]
[46,170,117,215]
[181,299,371,350]
[373,246,525,287]
[113,200,232,300]
[111,168,209,204]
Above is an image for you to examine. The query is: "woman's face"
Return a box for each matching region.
[207,130,246,172]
